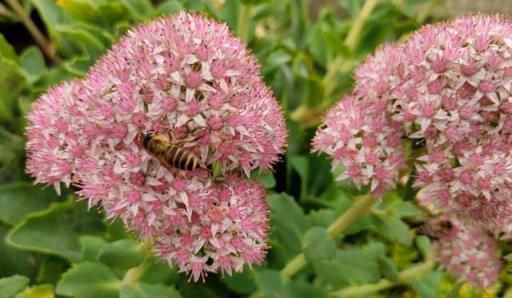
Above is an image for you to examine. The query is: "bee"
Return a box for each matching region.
[141,131,201,171]
[414,217,453,240]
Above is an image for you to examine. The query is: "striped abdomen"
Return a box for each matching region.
[142,132,199,171]
[163,144,199,171]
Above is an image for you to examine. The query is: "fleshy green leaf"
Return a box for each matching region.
[7,200,105,262]
[0,34,18,61]
[79,235,108,262]
[268,193,308,254]
[0,41,26,125]
[289,155,309,198]
[119,0,154,20]
[313,243,383,287]
[14,284,54,298]
[19,47,47,83]
[36,257,68,285]
[156,0,185,15]
[120,283,182,298]
[56,262,121,298]
[303,227,336,262]
[0,225,38,278]
[97,239,144,271]
[223,269,256,295]
[406,272,442,298]
[253,170,276,189]
[0,183,57,225]
[370,214,413,246]
[0,275,30,298]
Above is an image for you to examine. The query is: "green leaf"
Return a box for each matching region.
[0,275,29,298]
[0,183,57,225]
[254,270,289,298]
[54,24,106,59]
[288,280,328,298]
[105,218,130,241]
[391,201,422,218]
[253,170,276,189]
[447,281,463,298]
[19,47,47,84]
[378,256,399,281]
[121,283,182,298]
[0,47,26,125]
[339,0,365,17]
[416,236,432,260]
[14,284,54,298]
[268,193,308,254]
[36,257,68,285]
[371,214,413,246]
[120,0,154,20]
[0,225,38,278]
[56,262,121,298]
[138,258,177,284]
[221,0,239,30]
[80,235,108,262]
[314,243,383,287]
[156,0,185,15]
[0,34,18,62]
[7,200,104,262]
[303,227,336,262]
[262,49,292,74]
[97,239,144,271]
[406,272,441,298]
[240,0,271,5]
[289,155,309,198]
[223,269,256,295]
[306,209,334,228]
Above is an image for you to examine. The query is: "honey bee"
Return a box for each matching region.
[141,131,201,171]
[414,217,453,240]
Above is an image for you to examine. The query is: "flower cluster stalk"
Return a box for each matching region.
[5,0,61,63]
[281,194,375,278]
[330,260,434,297]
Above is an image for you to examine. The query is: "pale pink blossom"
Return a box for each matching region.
[83,12,286,176]
[26,80,89,193]
[26,13,283,280]
[314,16,512,229]
[435,218,502,289]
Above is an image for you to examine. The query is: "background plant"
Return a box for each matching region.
[0,0,507,297]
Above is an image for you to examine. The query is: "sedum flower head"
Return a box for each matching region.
[25,13,282,280]
[26,80,89,193]
[83,12,286,176]
[435,218,502,289]
[314,15,512,229]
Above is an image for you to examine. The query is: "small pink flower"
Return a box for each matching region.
[434,218,502,289]
[26,80,89,193]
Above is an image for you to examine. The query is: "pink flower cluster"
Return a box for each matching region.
[314,15,512,287]
[434,219,502,289]
[26,13,286,281]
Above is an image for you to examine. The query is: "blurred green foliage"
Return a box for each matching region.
[0,0,505,297]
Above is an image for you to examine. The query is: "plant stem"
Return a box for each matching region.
[238,4,252,42]
[281,194,375,278]
[281,254,306,278]
[0,3,18,21]
[5,0,61,64]
[327,193,374,237]
[331,260,434,297]
[122,240,154,285]
[344,0,379,51]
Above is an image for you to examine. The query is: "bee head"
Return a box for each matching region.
[142,132,154,148]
